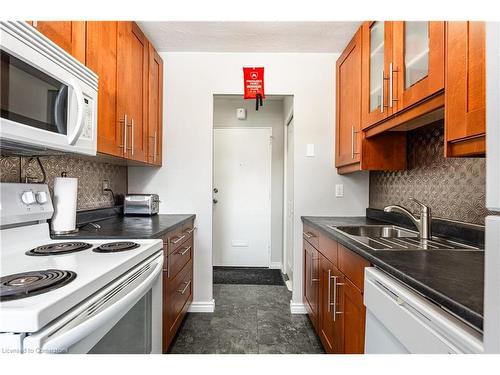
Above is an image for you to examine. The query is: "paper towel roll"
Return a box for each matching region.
[51,176,78,233]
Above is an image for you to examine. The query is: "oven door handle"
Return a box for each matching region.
[23,252,163,354]
[66,78,85,145]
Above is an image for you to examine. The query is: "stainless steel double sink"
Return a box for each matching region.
[327,224,480,251]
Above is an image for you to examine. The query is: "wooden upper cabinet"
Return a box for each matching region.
[445,22,486,157]
[336,27,407,174]
[117,22,149,163]
[86,22,122,157]
[361,21,394,129]
[392,22,445,112]
[29,21,86,64]
[147,44,163,166]
[27,20,164,166]
[336,29,362,168]
[361,21,446,138]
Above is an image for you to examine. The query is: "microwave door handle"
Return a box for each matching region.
[66,78,85,145]
[53,85,67,134]
[29,255,163,353]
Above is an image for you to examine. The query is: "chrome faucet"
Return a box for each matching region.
[383,198,432,239]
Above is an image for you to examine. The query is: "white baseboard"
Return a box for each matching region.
[290,301,307,314]
[270,262,283,270]
[187,299,215,313]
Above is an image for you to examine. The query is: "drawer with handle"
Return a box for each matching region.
[165,226,188,255]
[165,260,193,334]
[182,222,196,243]
[165,236,193,280]
[303,224,319,248]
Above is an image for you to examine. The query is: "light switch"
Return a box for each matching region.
[306,144,315,157]
[335,184,344,198]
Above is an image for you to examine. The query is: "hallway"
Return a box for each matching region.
[169,283,324,354]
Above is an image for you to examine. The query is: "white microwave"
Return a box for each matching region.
[0,21,98,155]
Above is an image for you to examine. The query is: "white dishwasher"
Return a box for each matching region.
[364,267,483,354]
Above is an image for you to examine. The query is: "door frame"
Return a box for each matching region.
[283,108,294,287]
[212,126,273,268]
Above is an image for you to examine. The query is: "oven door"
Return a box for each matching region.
[0,21,97,155]
[23,252,163,354]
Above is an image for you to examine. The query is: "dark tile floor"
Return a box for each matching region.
[169,284,324,354]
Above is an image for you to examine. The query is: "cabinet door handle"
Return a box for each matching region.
[177,280,191,295]
[331,275,337,320]
[389,62,398,108]
[170,234,186,245]
[303,231,315,239]
[380,69,385,113]
[184,227,197,235]
[330,275,346,321]
[119,114,128,155]
[177,246,191,256]
[327,269,332,313]
[130,118,135,155]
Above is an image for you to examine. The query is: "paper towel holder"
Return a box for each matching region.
[50,172,80,235]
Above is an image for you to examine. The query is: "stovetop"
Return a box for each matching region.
[0,223,162,333]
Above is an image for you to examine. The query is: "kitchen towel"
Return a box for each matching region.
[51,176,78,233]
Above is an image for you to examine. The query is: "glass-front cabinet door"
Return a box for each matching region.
[361,21,393,129]
[392,21,445,112]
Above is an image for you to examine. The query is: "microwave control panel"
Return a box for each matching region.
[80,96,94,140]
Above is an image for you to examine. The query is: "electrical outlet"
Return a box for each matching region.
[335,184,344,198]
[102,179,110,192]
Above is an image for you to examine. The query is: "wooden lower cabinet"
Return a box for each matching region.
[303,240,320,330]
[341,278,366,354]
[304,225,368,354]
[319,254,343,353]
[162,220,195,352]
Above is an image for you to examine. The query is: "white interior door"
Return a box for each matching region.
[285,118,294,282]
[213,128,272,267]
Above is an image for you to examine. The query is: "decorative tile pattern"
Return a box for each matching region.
[370,121,491,225]
[0,156,127,211]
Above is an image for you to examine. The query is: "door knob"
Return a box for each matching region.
[213,198,218,204]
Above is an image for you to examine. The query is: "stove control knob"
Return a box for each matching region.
[21,191,36,205]
[36,191,48,204]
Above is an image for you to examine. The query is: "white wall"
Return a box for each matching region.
[213,96,284,267]
[128,52,369,311]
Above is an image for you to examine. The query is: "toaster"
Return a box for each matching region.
[124,194,160,215]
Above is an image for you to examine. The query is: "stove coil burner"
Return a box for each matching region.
[0,270,76,301]
[93,241,140,253]
[26,242,93,256]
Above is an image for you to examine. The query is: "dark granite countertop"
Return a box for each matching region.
[52,214,196,240]
[301,215,484,332]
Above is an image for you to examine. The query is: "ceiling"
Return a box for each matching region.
[137,22,361,53]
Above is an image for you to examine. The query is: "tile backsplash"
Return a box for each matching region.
[370,121,490,225]
[0,155,127,211]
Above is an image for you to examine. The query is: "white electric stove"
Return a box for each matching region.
[0,183,163,354]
